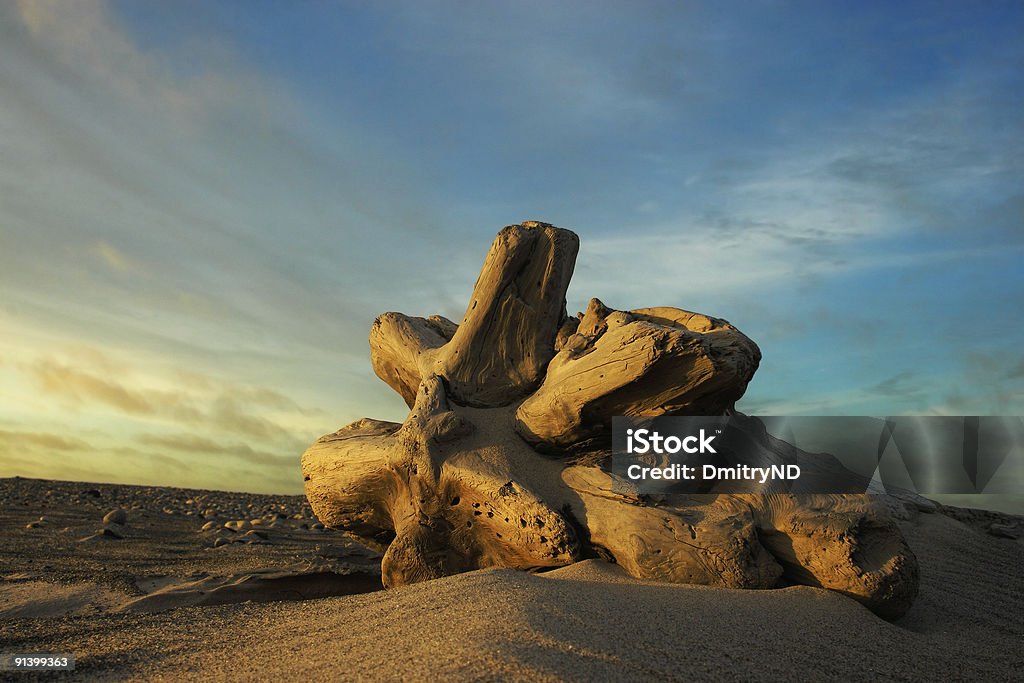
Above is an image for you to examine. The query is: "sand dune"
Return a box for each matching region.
[2,477,1021,681]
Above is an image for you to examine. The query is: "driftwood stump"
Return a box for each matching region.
[302,222,919,618]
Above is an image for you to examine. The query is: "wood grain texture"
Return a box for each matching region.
[369,221,578,408]
[515,298,761,449]
[302,222,919,618]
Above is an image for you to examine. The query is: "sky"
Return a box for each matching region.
[1,1,1022,501]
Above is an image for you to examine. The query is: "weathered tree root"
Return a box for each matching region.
[302,221,919,618]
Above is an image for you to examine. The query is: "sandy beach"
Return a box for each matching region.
[2,476,1021,681]
[3,1,1023,680]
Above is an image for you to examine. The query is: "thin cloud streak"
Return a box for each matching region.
[1,1,1021,492]
[23,353,315,447]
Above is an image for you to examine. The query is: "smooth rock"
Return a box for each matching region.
[989,523,1021,539]
[103,508,128,525]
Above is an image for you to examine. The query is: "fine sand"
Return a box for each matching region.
[2,477,1022,681]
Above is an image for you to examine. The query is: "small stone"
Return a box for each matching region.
[200,521,219,532]
[989,523,1021,540]
[241,529,270,544]
[103,508,128,525]
[100,523,127,539]
[213,537,229,548]
[224,520,250,533]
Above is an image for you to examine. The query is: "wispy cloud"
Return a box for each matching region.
[24,351,315,448]
[0,432,300,493]
[138,433,295,468]
[31,358,160,415]
[12,0,284,131]
[1011,359,1024,380]
[89,242,137,274]
[0,430,91,452]
[869,371,920,398]
[1,1,1022,492]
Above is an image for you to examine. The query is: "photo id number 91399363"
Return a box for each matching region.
[0,653,75,671]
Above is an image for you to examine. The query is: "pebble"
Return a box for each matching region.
[103,508,128,525]
[988,523,1021,540]
[101,523,127,539]
[241,529,270,544]
[4,479,325,545]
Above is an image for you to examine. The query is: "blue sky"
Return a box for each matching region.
[1,0,1022,496]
